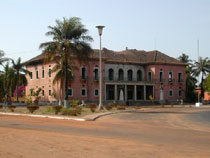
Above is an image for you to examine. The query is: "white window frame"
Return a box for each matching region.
[68,88,73,96]
[94,88,99,96]
[81,88,87,97]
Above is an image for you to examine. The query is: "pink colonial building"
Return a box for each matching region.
[26,48,186,105]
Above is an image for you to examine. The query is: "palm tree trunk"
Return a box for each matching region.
[16,72,19,102]
[64,47,70,108]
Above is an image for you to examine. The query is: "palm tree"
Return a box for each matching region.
[12,57,30,102]
[0,50,9,66]
[191,57,210,101]
[51,54,75,105]
[2,63,15,103]
[177,53,191,64]
[40,17,93,107]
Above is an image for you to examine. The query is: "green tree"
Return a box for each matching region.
[2,63,16,103]
[203,74,210,93]
[51,54,74,105]
[177,53,191,64]
[191,57,210,101]
[178,53,197,102]
[12,57,30,102]
[40,17,93,107]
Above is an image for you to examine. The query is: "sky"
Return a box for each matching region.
[0,0,210,62]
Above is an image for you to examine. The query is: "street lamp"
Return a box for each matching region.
[96,25,105,109]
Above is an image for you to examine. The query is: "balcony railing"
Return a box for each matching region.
[80,76,88,81]
[104,77,155,83]
[178,79,184,83]
[168,78,175,83]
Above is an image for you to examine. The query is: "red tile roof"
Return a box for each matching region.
[27,48,186,66]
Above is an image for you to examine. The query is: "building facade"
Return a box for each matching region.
[26,48,186,104]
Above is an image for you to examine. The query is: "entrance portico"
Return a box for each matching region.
[105,83,155,102]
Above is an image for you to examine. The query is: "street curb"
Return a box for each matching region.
[0,110,137,121]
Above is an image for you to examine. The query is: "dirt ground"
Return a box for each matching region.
[1,107,210,158]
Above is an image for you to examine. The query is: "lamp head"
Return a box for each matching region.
[96,25,105,36]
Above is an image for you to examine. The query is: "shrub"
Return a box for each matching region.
[53,105,63,114]
[117,106,126,110]
[61,107,82,116]
[87,103,97,113]
[70,99,82,105]
[105,104,113,111]
[70,104,78,108]
[8,105,16,112]
[109,102,118,108]
[27,105,39,113]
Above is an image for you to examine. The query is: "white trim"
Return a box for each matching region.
[81,88,87,97]
[68,88,73,96]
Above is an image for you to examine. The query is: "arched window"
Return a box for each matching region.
[108,69,114,81]
[137,70,142,81]
[127,70,133,81]
[94,68,99,80]
[118,69,124,81]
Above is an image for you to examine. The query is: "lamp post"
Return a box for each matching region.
[96,25,105,109]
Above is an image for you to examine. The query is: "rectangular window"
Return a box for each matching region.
[169,90,173,97]
[68,88,73,96]
[36,69,39,79]
[169,72,173,82]
[42,69,45,78]
[94,68,99,80]
[179,90,182,97]
[148,71,152,81]
[42,90,44,96]
[94,89,99,96]
[82,88,86,96]
[160,71,163,82]
[49,90,51,96]
[49,68,52,77]
[82,67,86,80]
[30,71,33,79]
[178,72,182,82]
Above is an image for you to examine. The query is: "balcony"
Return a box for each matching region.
[178,79,184,84]
[80,76,88,81]
[168,78,175,83]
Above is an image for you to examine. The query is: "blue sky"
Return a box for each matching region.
[0,0,209,62]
